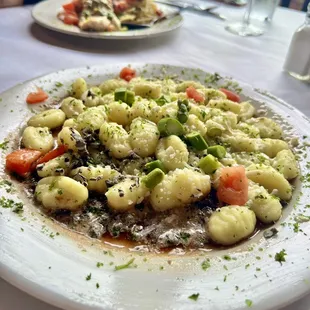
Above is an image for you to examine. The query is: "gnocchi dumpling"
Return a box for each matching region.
[27,109,66,129]
[71,165,120,193]
[61,97,85,118]
[247,181,282,223]
[76,106,107,132]
[71,77,87,99]
[246,117,282,139]
[106,178,148,211]
[150,168,211,212]
[130,98,162,123]
[107,101,131,126]
[207,206,256,246]
[129,117,159,157]
[99,122,132,158]
[272,149,299,180]
[37,153,73,178]
[57,127,86,153]
[99,79,127,95]
[184,114,207,136]
[22,126,54,153]
[156,135,189,171]
[246,164,292,200]
[238,101,255,121]
[35,176,88,210]
[133,81,162,99]
[208,99,241,114]
[81,87,102,107]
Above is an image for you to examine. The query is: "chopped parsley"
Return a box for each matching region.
[275,249,287,265]
[0,140,9,150]
[55,82,63,87]
[188,293,199,301]
[0,180,13,193]
[96,283,100,289]
[159,266,164,270]
[295,214,310,223]
[0,197,23,212]
[114,258,135,271]
[223,255,231,261]
[201,259,211,271]
[96,262,104,268]
[12,204,24,214]
[293,222,300,233]
[86,273,92,281]
[245,299,253,307]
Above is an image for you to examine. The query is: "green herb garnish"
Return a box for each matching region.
[114,258,135,271]
[201,259,211,271]
[275,249,287,265]
[86,273,92,281]
[188,293,199,301]
[245,299,253,307]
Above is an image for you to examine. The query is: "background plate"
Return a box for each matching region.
[32,0,183,40]
[1,64,310,310]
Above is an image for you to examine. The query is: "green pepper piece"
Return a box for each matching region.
[114,88,127,102]
[157,118,185,137]
[145,160,167,173]
[155,95,170,106]
[142,168,165,189]
[198,154,221,174]
[207,145,226,159]
[186,132,208,151]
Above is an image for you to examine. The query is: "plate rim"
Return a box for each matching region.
[31,0,184,40]
[1,63,310,310]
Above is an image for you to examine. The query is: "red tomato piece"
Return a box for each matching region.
[219,88,240,103]
[114,1,129,14]
[119,67,136,82]
[6,149,42,177]
[36,145,68,166]
[26,87,48,104]
[217,166,249,206]
[186,86,205,103]
[63,13,79,25]
[62,2,75,12]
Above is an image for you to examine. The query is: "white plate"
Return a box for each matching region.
[1,64,310,310]
[32,0,183,40]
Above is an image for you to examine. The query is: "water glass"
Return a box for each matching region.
[225,0,279,36]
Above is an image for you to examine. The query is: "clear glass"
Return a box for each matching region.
[250,0,280,23]
[225,0,265,36]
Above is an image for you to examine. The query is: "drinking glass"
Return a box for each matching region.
[225,0,265,36]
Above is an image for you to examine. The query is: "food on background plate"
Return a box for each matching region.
[5,67,299,251]
[58,0,162,31]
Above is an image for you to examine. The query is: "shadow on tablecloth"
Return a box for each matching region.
[29,23,181,54]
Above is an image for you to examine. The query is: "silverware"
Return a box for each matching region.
[122,10,181,28]
[155,0,226,21]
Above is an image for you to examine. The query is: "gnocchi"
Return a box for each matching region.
[6,69,300,250]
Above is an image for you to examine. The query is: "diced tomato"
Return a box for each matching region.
[62,1,75,12]
[219,88,240,103]
[186,86,205,103]
[217,166,248,206]
[114,1,129,14]
[119,67,136,82]
[58,11,79,25]
[26,87,48,104]
[63,13,79,25]
[6,149,42,177]
[36,145,68,166]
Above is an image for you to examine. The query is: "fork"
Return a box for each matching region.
[155,0,226,20]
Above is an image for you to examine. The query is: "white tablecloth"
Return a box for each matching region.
[0,3,310,310]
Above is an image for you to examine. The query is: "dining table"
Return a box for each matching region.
[0,1,309,309]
